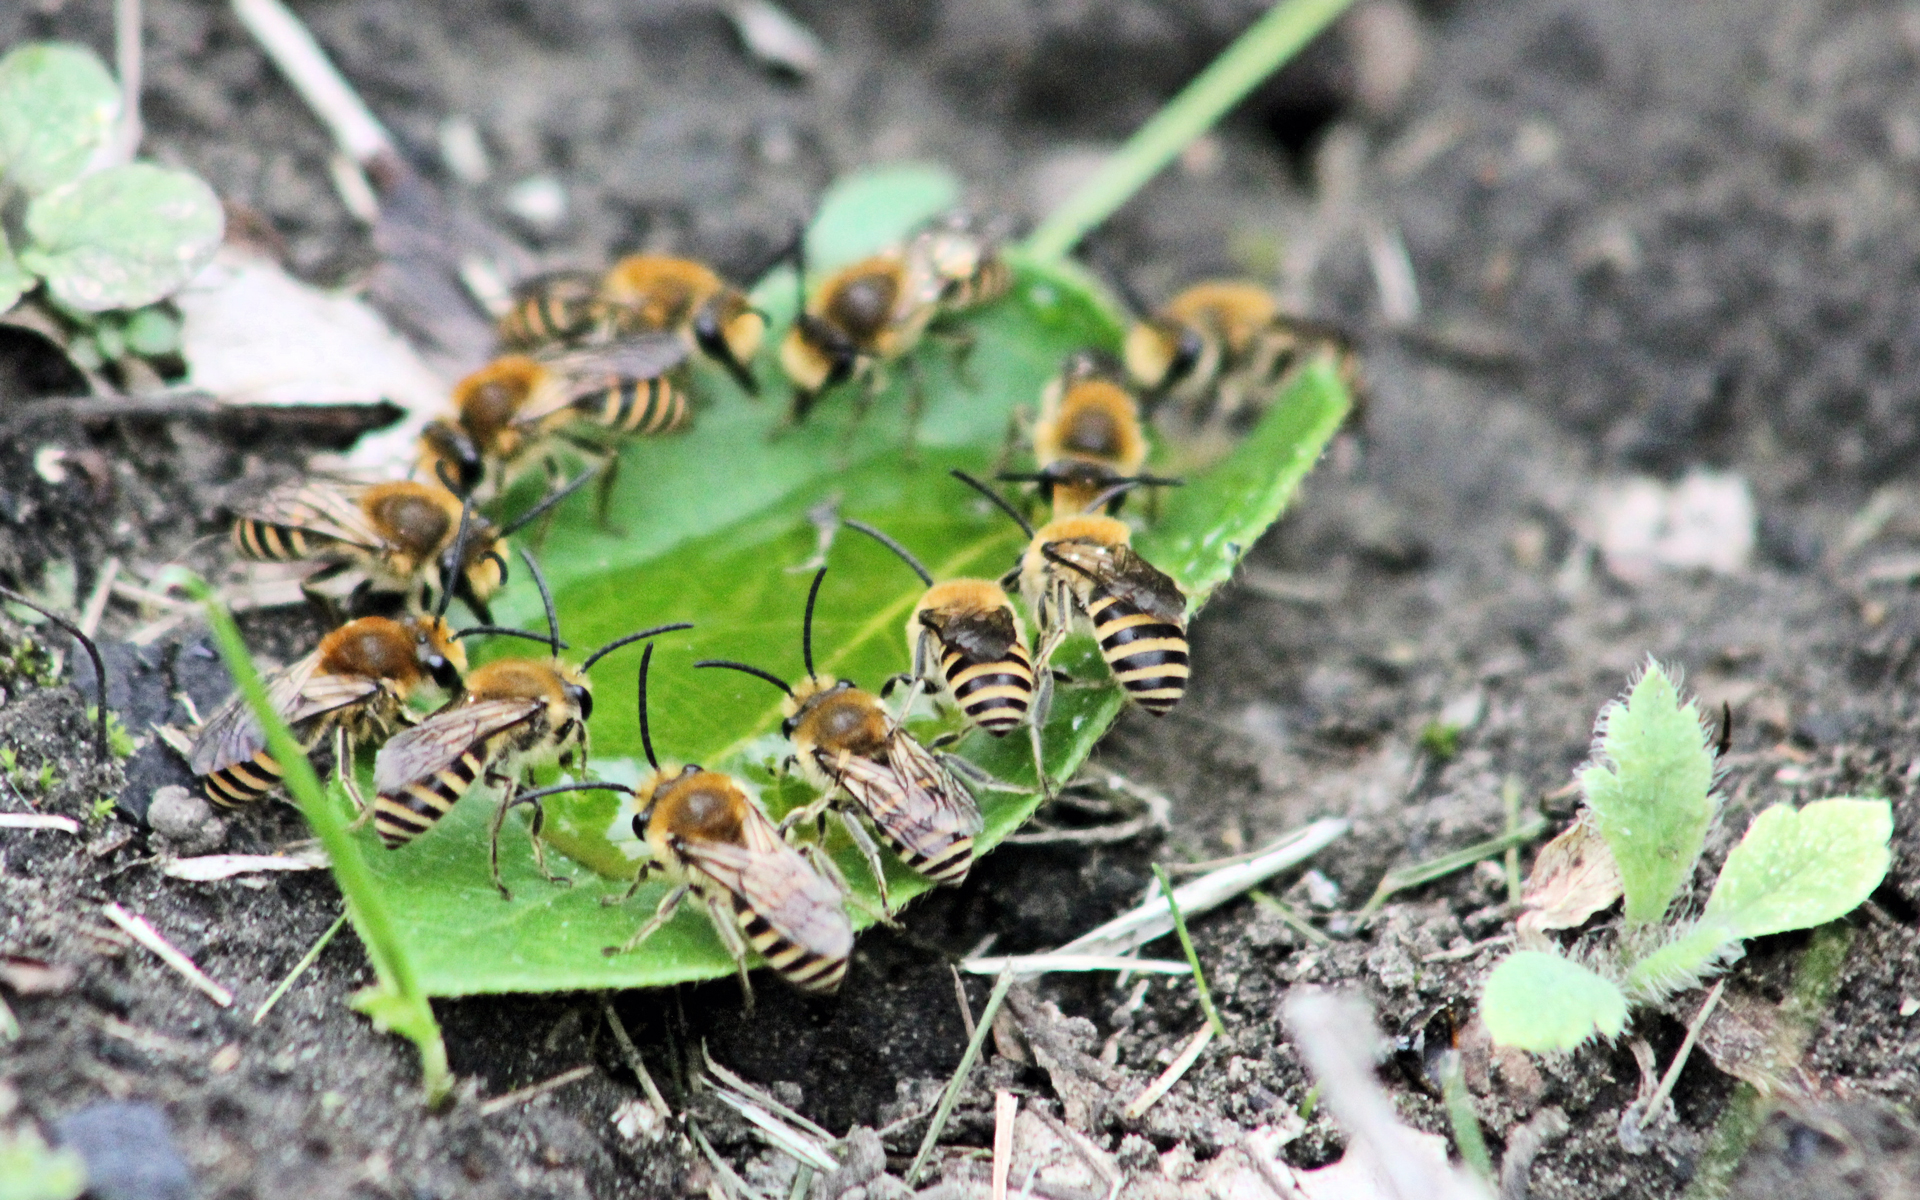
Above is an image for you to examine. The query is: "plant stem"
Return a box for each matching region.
[1438,1053,1493,1182]
[906,968,1016,1186]
[1024,0,1361,263]
[1155,864,1228,1038]
[188,580,451,1104]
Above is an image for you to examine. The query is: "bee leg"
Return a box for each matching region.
[703,893,756,1012]
[900,358,927,462]
[1028,718,1053,800]
[776,795,834,839]
[931,326,979,390]
[993,404,1032,476]
[605,882,689,955]
[603,859,661,906]
[835,812,899,922]
[486,777,535,901]
[332,727,372,824]
[940,753,1024,794]
[522,799,572,890]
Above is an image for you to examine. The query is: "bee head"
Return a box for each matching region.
[1123,316,1204,394]
[411,615,469,691]
[453,356,544,444]
[693,291,766,395]
[418,420,485,495]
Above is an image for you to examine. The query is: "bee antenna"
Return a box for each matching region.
[1039,543,1099,581]
[842,519,932,587]
[433,458,463,495]
[802,566,826,679]
[497,467,599,538]
[580,622,695,672]
[637,643,660,771]
[517,547,562,654]
[435,493,482,620]
[451,625,572,649]
[1083,242,1154,319]
[693,659,794,697]
[949,469,1033,537]
[0,586,108,763]
[511,780,635,804]
[1084,480,1144,514]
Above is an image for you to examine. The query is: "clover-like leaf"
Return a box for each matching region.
[326,171,1351,996]
[1578,659,1717,928]
[21,163,223,312]
[1701,798,1893,940]
[0,42,120,196]
[1481,949,1629,1052]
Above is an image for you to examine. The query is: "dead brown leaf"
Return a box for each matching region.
[1517,813,1622,945]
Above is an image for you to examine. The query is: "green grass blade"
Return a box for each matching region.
[1024,0,1361,262]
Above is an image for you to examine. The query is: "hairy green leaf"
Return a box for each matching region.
[1622,921,1737,1000]
[1579,660,1716,928]
[21,163,223,312]
[1481,950,1628,1052]
[0,42,119,196]
[806,162,959,270]
[1701,799,1893,940]
[333,242,1345,995]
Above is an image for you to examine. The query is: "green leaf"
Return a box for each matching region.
[1481,950,1629,1052]
[1701,798,1893,940]
[338,263,1349,996]
[122,304,181,356]
[20,163,223,312]
[805,162,959,270]
[1578,660,1717,928]
[0,42,119,196]
[1623,921,1736,1000]
[0,229,29,313]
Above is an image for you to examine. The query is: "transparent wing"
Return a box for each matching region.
[238,483,387,551]
[188,655,319,775]
[371,698,541,792]
[682,834,853,959]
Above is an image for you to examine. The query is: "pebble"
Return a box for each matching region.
[146,784,227,855]
[54,1102,194,1200]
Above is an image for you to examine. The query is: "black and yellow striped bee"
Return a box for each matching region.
[416,339,694,503]
[780,215,1009,422]
[603,643,854,1002]
[593,254,766,396]
[695,568,988,917]
[839,518,1050,793]
[953,471,1189,716]
[368,549,690,897]
[495,269,602,352]
[230,477,510,621]
[999,350,1179,519]
[189,613,466,808]
[1122,279,1359,433]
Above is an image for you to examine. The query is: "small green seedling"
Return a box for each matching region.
[0,42,221,328]
[1481,660,1893,1052]
[85,707,137,759]
[0,1125,87,1200]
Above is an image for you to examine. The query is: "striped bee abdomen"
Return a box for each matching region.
[580,375,688,437]
[942,641,1033,735]
[735,899,848,993]
[1087,591,1189,715]
[373,749,485,847]
[890,830,974,885]
[232,518,326,562]
[202,751,285,807]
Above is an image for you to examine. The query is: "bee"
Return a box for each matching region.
[368,547,691,897]
[495,269,602,352]
[1122,280,1360,433]
[594,254,766,395]
[780,215,1008,422]
[601,642,854,1002]
[695,568,988,918]
[839,518,1050,794]
[416,338,694,503]
[229,469,589,622]
[902,213,1012,316]
[190,614,466,808]
[952,470,1189,716]
[998,350,1180,518]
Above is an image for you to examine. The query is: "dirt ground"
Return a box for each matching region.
[3,0,1919,1197]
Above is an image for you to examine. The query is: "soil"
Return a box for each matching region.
[3,1,1919,1198]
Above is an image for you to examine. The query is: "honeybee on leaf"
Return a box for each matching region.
[999,349,1182,518]
[953,470,1189,717]
[598,643,855,1004]
[696,568,1007,919]
[495,269,602,352]
[368,547,690,898]
[593,254,766,396]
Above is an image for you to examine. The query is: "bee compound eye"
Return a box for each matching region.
[566,683,592,720]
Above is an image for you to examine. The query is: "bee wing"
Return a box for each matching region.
[519,337,694,418]
[371,698,542,792]
[681,836,854,959]
[282,673,385,727]
[188,655,319,775]
[238,483,387,551]
[1105,547,1188,624]
[940,606,1021,664]
[830,735,984,841]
